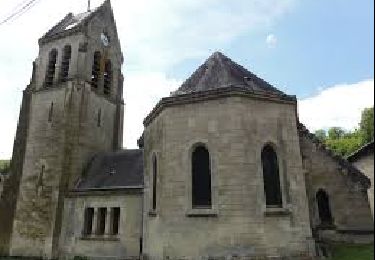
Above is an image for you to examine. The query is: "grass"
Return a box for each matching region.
[332,244,374,260]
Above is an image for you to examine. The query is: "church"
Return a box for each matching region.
[0,1,373,259]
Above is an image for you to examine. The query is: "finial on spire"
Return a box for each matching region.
[88,0,91,12]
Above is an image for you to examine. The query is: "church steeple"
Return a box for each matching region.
[7,2,124,258]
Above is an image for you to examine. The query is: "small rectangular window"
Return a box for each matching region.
[83,208,94,235]
[110,207,120,235]
[97,207,107,235]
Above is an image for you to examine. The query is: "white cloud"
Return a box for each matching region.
[266,34,277,48]
[123,71,182,148]
[298,79,374,132]
[0,0,297,158]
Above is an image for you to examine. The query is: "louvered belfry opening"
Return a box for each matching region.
[45,49,58,87]
[103,60,112,95]
[262,144,283,207]
[59,45,71,82]
[316,189,333,226]
[91,51,101,89]
[192,146,212,208]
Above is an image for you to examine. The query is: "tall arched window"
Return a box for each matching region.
[91,51,101,89]
[316,189,333,225]
[45,49,58,87]
[262,144,282,207]
[103,60,112,95]
[152,154,157,211]
[192,145,212,208]
[59,45,71,82]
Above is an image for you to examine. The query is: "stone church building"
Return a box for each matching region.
[0,1,373,259]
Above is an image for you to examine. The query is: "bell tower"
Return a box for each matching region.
[7,1,124,258]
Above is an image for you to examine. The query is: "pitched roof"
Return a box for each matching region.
[347,140,374,162]
[298,123,371,189]
[174,52,285,96]
[40,11,92,40]
[39,0,111,43]
[75,149,143,190]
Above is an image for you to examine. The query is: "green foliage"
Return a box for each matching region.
[314,107,375,157]
[0,160,10,173]
[328,127,345,140]
[314,129,327,141]
[332,244,374,260]
[360,107,374,144]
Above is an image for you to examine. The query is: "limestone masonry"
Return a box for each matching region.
[0,1,373,259]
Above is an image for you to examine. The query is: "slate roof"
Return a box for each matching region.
[174,52,285,96]
[40,11,93,41]
[347,141,374,162]
[39,0,112,42]
[76,149,143,190]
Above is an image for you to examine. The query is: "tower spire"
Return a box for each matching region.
[88,0,91,12]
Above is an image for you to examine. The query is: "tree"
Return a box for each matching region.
[315,129,327,141]
[359,107,374,143]
[0,160,10,173]
[328,127,345,140]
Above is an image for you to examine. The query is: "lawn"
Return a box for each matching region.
[332,244,374,260]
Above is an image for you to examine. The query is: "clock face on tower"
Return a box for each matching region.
[100,32,110,47]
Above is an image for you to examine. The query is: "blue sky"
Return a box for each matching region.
[0,0,373,158]
[166,0,374,98]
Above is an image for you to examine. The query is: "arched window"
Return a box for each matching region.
[103,60,112,95]
[262,144,282,207]
[59,45,71,82]
[152,154,157,211]
[316,189,333,225]
[91,51,101,89]
[45,49,58,87]
[192,145,212,208]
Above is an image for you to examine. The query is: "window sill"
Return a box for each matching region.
[148,210,157,217]
[264,207,291,217]
[80,235,120,241]
[186,208,218,217]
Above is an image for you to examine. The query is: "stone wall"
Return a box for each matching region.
[298,133,373,244]
[7,2,124,257]
[59,192,143,259]
[143,95,315,259]
[352,153,374,219]
[0,86,32,256]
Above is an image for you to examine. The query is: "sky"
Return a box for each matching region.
[0,0,373,159]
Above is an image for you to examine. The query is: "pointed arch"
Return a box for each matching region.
[59,45,72,82]
[45,49,58,87]
[192,145,212,208]
[262,144,283,207]
[316,189,333,225]
[91,51,101,89]
[103,60,112,95]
